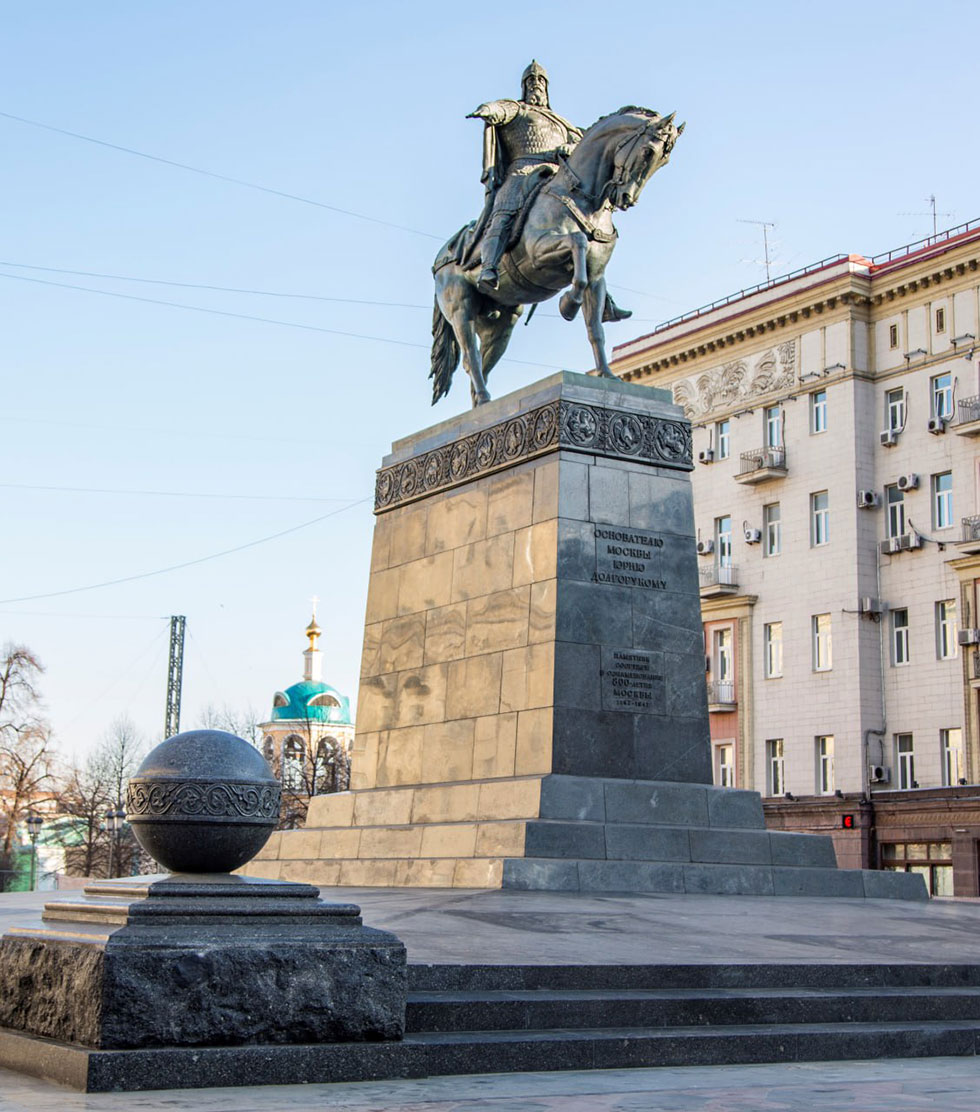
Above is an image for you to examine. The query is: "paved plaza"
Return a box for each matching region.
[1,886,979,1107]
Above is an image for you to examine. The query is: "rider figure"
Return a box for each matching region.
[468,61,583,291]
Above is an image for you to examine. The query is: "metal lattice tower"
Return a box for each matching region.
[164,615,186,739]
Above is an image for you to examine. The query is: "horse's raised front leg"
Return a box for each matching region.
[582,276,617,379]
[559,231,589,322]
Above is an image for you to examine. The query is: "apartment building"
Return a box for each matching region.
[610,221,980,895]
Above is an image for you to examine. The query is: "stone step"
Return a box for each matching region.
[407,962,980,992]
[29,1018,980,1092]
[502,857,927,898]
[406,985,980,1032]
[523,820,836,867]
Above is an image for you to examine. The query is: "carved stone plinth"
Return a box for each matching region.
[0,875,405,1051]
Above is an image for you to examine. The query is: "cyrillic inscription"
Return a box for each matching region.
[600,647,664,713]
[592,526,667,590]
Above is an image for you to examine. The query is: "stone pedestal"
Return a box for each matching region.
[261,372,924,900]
[0,875,405,1054]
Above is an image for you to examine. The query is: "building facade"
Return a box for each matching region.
[610,220,980,895]
[259,609,355,825]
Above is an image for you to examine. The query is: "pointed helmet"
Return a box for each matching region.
[521,59,549,105]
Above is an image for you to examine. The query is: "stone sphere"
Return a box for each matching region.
[126,729,281,874]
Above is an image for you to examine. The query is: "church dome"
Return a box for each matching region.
[271,680,352,725]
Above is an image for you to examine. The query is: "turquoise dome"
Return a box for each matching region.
[271,680,351,725]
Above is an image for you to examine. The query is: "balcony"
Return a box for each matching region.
[956,516,980,555]
[955,396,980,437]
[734,446,787,484]
[707,680,737,712]
[699,563,739,598]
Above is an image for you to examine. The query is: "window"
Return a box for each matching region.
[810,389,827,434]
[935,306,946,334]
[766,739,785,796]
[891,608,910,665]
[812,613,832,671]
[282,736,305,789]
[886,388,906,433]
[763,502,781,557]
[810,491,829,546]
[886,484,906,538]
[932,471,953,529]
[896,734,915,790]
[941,728,963,787]
[936,600,958,660]
[262,736,275,762]
[889,323,899,349]
[816,736,835,794]
[713,627,733,684]
[881,841,952,896]
[715,743,735,788]
[931,373,953,420]
[764,621,783,678]
[765,405,782,448]
[716,418,730,460]
[715,515,732,567]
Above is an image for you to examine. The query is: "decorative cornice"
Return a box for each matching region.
[127,779,281,824]
[375,399,692,512]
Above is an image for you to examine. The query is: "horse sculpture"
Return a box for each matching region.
[431,107,683,407]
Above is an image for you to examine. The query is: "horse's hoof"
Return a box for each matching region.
[472,392,491,407]
[559,292,581,321]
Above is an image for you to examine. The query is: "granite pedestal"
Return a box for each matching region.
[260,372,923,900]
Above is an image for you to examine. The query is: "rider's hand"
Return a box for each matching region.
[466,104,492,120]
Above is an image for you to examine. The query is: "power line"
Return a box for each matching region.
[0,498,371,605]
[0,482,357,503]
[0,271,570,371]
[0,110,443,241]
[0,261,430,310]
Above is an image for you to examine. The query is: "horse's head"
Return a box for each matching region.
[604,108,684,211]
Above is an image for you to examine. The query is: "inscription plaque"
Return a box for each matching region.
[600,647,665,713]
[592,526,667,591]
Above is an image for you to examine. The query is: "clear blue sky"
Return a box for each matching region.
[2,1,977,762]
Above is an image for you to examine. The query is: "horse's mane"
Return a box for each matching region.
[588,105,661,130]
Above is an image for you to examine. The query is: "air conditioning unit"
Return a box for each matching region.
[869,765,891,784]
[857,490,880,509]
[907,531,923,550]
[896,473,919,491]
[859,596,884,615]
[957,629,980,646]
[698,448,714,464]
[744,528,762,544]
[880,429,898,447]
[928,416,947,434]
[696,539,715,556]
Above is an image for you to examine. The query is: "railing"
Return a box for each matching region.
[699,563,738,588]
[738,446,787,476]
[869,218,980,266]
[961,515,980,543]
[958,396,980,425]
[707,680,736,705]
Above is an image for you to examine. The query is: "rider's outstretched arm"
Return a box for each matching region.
[466,100,519,126]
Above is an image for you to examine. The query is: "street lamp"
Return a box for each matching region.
[105,808,126,878]
[25,814,43,892]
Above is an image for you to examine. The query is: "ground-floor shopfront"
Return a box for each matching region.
[763,786,980,897]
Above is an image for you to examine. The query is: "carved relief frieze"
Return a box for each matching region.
[375,398,692,512]
[127,780,281,823]
[671,340,797,420]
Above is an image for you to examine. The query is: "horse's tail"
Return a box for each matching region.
[429,297,459,405]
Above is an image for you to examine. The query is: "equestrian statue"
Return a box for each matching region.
[431,61,683,407]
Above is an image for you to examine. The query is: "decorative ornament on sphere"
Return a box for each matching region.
[126,729,281,874]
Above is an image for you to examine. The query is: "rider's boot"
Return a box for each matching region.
[478,214,512,292]
[602,291,633,322]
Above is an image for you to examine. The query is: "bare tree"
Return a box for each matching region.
[198,703,263,748]
[275,710,351,830]
[56,758,112,878]
[0,645,55,890]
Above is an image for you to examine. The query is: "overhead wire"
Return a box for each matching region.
[0,498,371,605]
[0,271,571,371]
[0,482,356,503]
[0,110,443,241]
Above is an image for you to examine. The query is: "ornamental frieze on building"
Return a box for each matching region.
[375,399,693,512]
[671,340,797,420]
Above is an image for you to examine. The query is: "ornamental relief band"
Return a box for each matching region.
[671,341,797,421]
[127,780,281,822]
[375,400,692,511]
